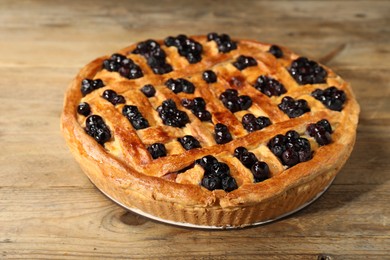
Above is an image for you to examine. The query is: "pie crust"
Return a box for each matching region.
[61,35,359,227]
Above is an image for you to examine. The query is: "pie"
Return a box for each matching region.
[61,33,360,227]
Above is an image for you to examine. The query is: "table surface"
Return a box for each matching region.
[1,0,389,259]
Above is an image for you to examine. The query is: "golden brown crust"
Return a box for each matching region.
[61,35,360,227]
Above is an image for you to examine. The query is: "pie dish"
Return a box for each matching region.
[61,33,359,228]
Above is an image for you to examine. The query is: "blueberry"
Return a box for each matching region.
[181,98,194,109]
[289,57,327,85]
[282,148,300,167]
[140,84,156,97]
[317,119,332,133]
[195,110,212,121]
[209,162,230,178]
[192,97,206,110]
[180,79,195,93]
[237,95,252,110]
[201,175,222,191]
[240,151,258,168]
[286,130,300,141]
[178,135,201,150]
[255,116,272,129]
[233,147,248,159]
[102,89,117,102]
[253,75,286,97]
[85,115,111,145]
[77,102,91,116]
[242,113,256,125]
[165,78,183,93]
[198,155,219,171]
[221,176,238,192]
[147,143,167,159]
[214,123,232,144]
[112,95,126,105]
[202,70,217,83]
[251,161,270,182]
[268,45,283,58]
[232,55,257,70]
[207,32,218,41]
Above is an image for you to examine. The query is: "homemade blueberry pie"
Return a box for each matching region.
[61,34,360,227]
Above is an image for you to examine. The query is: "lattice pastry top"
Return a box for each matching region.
[61,34,359,227]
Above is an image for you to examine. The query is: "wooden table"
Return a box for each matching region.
[1,0,389,258]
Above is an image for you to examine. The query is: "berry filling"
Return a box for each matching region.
[233,147,270,182]
[122,105,150,130]
[241,113,272,132]
[164,34,203,64]
[253,75,287,97]
[306,119,333,146]
[178,135,201,150]
[312,86,347,111]
[103,53,143,79]
[80,78,104,96]
[157,99,190,128]
[147,143,167,159]
[232,55,257,70]
[132,40,173,74]
[289,57,327,85]
[165,78,195,94]
[85,115,111,145]
[219,89,252,113]
[278,96,310,118]
[181,97,212,122]
[197,155,238,192]
[267,130,312,167]
[207,32,237,53]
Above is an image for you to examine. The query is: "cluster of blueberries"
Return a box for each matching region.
[84,115,111,145]
[232,55,258,70]
[132,40,173,75]
[81,79,105,96]
[207,33,237,53]
[214,123,233,144]
[122,105,149,130]
[219,89,252,113]
[165,78,195,94]
[306,119,333,146]
[289,57,328,85]
[253,75,287,97]
[181,97,212,122]
[197,155,238,192]
[312,86,346,111]
[268,130,312,167]
[157,99,190,128]
[103,53,143,79]
[165,34,203,64]
[102,89,125,106]
[241,113,272,133]
[233,147,270,183]
[278,96,311,118]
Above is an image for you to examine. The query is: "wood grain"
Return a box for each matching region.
[0,0,389,259]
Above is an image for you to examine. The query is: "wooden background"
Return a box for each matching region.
[0,0,389,259]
